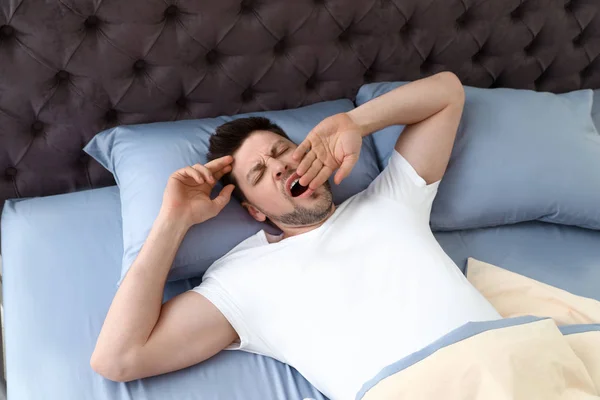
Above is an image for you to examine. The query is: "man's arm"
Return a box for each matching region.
[91,157,237,382]
[293,72,465,188]
[348,72,465,184]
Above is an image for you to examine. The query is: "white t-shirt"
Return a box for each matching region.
[192,150,500,400]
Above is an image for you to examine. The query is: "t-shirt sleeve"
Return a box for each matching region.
[367,149,441,216]
[190,277,254,351]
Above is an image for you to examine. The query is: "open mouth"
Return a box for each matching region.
[286,174,309,197]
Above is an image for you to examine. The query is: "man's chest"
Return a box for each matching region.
[244,232,438,347]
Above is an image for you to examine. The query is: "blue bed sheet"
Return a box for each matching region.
[1,187,326,400]
[2,186,599,400]
[434,222,600,301]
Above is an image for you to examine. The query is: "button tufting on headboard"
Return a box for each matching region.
[0,25,14,39]
[471,52,483,63]
[400,22,411,34]
[535,71,547,85]
[0,0,599,209]
[205,50,219,65]
[4,168,17,179]
[105,109,118,123]
[581,65,592,78]
[133,60,147,72]
[240,0,254,14]
[241,88,254,102]
[84,16,99,29]
[511,6,524,20]
[31,121,44,134]
[56,70,70,82]
[176,97,188,108]
[524,40,536,56]
[564,1,574,11]
[164,5,179,18]
[456,13,469,28]
[273,39,287,54]
[306,76,318,90]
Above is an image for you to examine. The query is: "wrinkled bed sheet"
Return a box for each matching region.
[2,185,599,400]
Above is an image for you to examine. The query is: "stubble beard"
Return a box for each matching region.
[258,177,334,227]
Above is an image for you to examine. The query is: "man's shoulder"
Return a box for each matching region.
[203,230,267,274]
[335,186,383,213]
[221,230,266,258]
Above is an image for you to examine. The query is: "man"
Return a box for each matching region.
[91,72,501,400]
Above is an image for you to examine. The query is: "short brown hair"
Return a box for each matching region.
[208,117,290,202]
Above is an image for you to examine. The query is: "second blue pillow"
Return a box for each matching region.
[356,82,600,231]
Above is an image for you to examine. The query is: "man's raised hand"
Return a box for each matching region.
[292,113,365,190]
[161,155,235,228]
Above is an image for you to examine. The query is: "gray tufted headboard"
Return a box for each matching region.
[1,0,599,211]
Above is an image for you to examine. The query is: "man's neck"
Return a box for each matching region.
[268,204,336,243]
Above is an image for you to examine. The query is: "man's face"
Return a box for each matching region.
[231,130,333,227]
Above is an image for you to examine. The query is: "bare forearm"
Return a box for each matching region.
[94,211,188,358]
[348,72,463,135]
[91,157,235,382]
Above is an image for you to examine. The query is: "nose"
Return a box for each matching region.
[270,158,288,180]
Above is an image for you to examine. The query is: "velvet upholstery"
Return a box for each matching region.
[1,0,599,211]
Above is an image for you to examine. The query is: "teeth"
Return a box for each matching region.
[291,178,299,189]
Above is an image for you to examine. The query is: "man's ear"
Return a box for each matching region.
[242,202,267,222]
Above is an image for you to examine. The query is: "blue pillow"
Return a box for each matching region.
[356,82,600,231]
[85,100,380,282]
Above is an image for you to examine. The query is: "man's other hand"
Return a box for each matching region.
[161,155,235,228]
[292,113,365,189]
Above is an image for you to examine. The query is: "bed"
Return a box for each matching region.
[1,0,600,399]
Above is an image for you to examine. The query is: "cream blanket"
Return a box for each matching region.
[359,317,600,400]
[357,258,600,400]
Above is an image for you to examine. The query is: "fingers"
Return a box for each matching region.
[213,164,232,181]
[309,166,333,190]
[190,164,215,185]
[183,155,233,185]
[212,184,235,211]
[293,140,311,161]
[299,159,322,187]
[205,155,234,173]
[296,151,316,176]
[175,165,205,185]
[334,154,358,185]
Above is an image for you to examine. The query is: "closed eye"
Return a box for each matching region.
[253,166,265,186]
[252,144,290,185]
[277,147,289,157]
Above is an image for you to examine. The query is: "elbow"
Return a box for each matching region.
[437,71,465,105]
[90,349,136,383]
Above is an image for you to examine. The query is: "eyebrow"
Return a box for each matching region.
[246,139,286,184]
